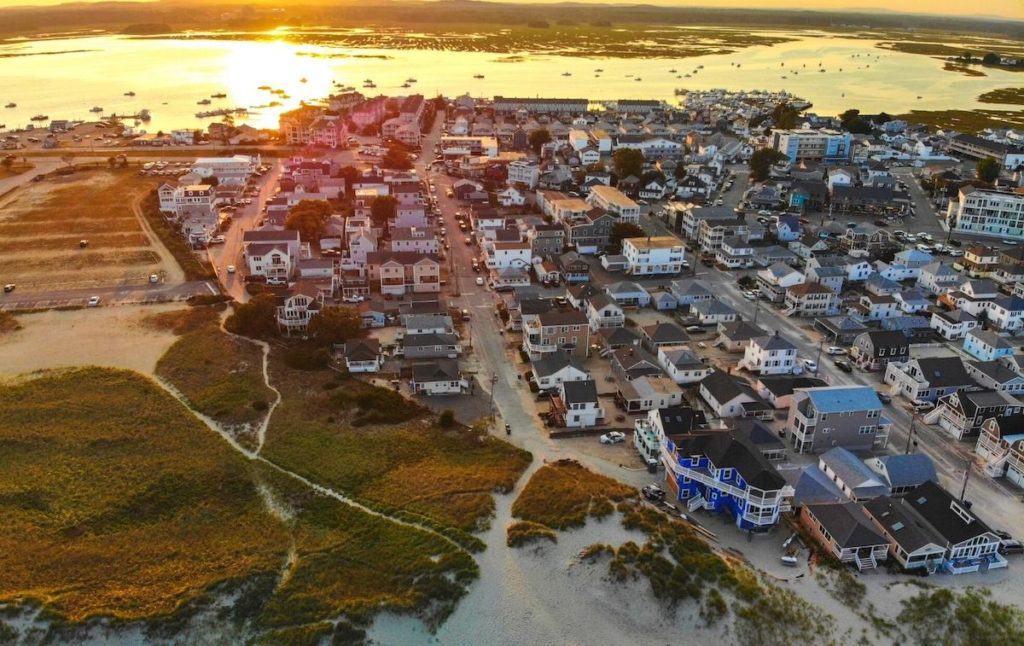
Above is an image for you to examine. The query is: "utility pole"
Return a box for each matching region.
[813,337,824,377]
[753,292,762,325]
[959,455,972,502]
[904,412,917,454]
[489,372,498,421]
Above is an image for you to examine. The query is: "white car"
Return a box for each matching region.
[742,291,757,300]
[87,296,101,307]
[475,277,485,286]
[918,233,933,242]
[826,346,847,356]
[226,265,236,274]
[948,249,965,257]
[600,432,626,444]
[802,359,818,372]
[342,295,365,304]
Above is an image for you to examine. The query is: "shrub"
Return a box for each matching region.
[506,521,557,548]
[283,345,329,371]
[0,312,21,335]
[511,459,635,530]
[439,409,456,428]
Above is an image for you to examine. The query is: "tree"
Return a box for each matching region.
[381,145,412,170]
[528,128,551,154]
[772,102,799,129]
[607,222,646,254]
[982,52,1000,66]
[370,195,397,228]
[438,409,456,428]
[307,306,363,346]
[613,148,644,180]
[335,165,360,197]
[748,148,787,182]
[285,199,333,242]
[225,294,278,339]
[976,156,1001,183]
[839,108,873,134]
[60,153,75,169]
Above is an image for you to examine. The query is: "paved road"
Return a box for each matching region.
[0,280,217,311]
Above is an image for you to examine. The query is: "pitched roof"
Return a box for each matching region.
[532,350,587,379]
[655,406,707,434]
[872,454,938,489]
[805,503,888,549]
[561,379,598,405]
[820,448,889,498]
[719,320,768,341]
[700,370,758,405]
[670,431,786,490]
[643,322,688,345]
[913,357,973,388]
[904,480,994,545]
[412,359,461,382]
[753,332,797,352]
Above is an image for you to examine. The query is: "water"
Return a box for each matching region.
[1,30,1020,133]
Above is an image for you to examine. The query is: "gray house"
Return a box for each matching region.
[402,333,462,359]
[787,386,892,454]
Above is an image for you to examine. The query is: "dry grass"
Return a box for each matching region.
[261,354,532,534]
[510,459,635,530]
[155,321,274,430]
[0,312,21,335]
[0,162,34,180]
[0,367,289,623]
[506,521,557,548]
[0,249,161,276]
[141,306,224,336]
[0,232,149,254]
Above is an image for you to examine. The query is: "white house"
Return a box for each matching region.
[497,186,526,207]
[587,185,641,223]
[930,310,979,341]
[191,155,258,185]
[658,346,712,384]
[411,360,469,396]
[622,237,685,276]
[740,332,799,375]
[554,379,604,428]
[339,339,383,373]
[586,293,625,331]
[483,240,532,271]
[531,350,590,392]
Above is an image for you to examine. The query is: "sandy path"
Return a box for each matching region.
[0,304,181,378]
[130,190,185,284]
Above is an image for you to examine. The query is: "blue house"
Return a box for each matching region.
[963,328,1015,362]
[661,431,792,531]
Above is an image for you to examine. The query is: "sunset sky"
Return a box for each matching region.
[0,0,1022,20]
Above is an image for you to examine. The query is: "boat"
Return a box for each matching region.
[473,74,484,79]
[197,99,212,105]
[406,77,417,83]
[258,85,271,90]
[211,92,227,98]
[669,68,677,73]
[300,77,307,83]
[363,78,373,83]
[124,91,135,96]
[917,95,922,99]
[401,83,411,88]
[89,106,103,112]
[684,74,691,78]
[635,77,642,81]
[697,65,704,69]
[268,101,282,107]
[562,72,572,76]
[781,76,787,79]
[30,114,48,121]
[280,93,291,99]
[4,103,15,108]
[362,83,375,89]
[595,68,603,72]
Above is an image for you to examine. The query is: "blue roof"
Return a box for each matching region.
[875,454,937,489]
[805,386,882,413]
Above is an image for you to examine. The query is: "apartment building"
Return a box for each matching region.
[586,185,641,223]
[771,128,852,163]
[622,236,685,276]
[522,310,590,360]
[947,186,1024,241]
[786,386,892,454]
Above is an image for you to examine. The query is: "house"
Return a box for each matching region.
[955,244,1000,279]
[739,332,799,376]
[549,379,604,428]
[404,314,453,336]
[800,503,889,570]
[784,282,840,317]
[557,251,591,283]
[641,322,688,350]
[929,389,1024,440]
[586,185,641,223]
[586,293,625,331]
[930,309,979,341]
[917,262,963,296]
[357,301,386,329]
[781,465,847,509]
[864,481,1005,574]
[497,186,525,207]
[772,215,802,242]
[606,281,651,307]
[691,298,738,325]
[729,419,787,461]
[622,236,686,276]
[563,209,615,254]
[865,273,902,297]
[966,358,1024,395]
[699,370,764,418]
[987,296,1024,333]
[884,357,976,403]
[411,360,469,396]
[402,333,461,359]
[815,316,868,346]
[367,252,441,296]
[754,376,829,410]
[893,289,930,315]
[716,320,768,353]
[390,227,439,255]
[975,417,1024,485]
[938,279,999,316]
[598,326,642,350]
[528,223,566,258]
[963,328,1015,362]
[611,346,663,381]
[276,283,324,335]
[657,346,710,384]
[648,289,679,311]
[786,386,891,454]
[338,338,383,373]
[661,431,792,531]
[617,375,684,413]
[790,233,830,261]
[893,249,935,280]
[669,279,715,305]
[851,330,910,372]
[243,230,301,280]
[864,454,937,496]
[523,310,590,360]
[530,350,590,392]
[756,263,804,303]
[848,293,900,321]
[818,448,891,501]
[633,406,708,466]
[805,265,846,294]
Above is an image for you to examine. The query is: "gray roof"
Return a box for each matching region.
[968,359,1024,384]
[820,447,889,498]
[719,320,768,341]
[412,359,461,382]
[754,333,797,352]
[561,379,598,405]
[805,503,888,549]
[905,481,995,545]
[781,465,846,506]
[403,332,458,348]
[532,350,587,379]
[966,328,1013,350]
[913,357,973,388]
[607,280,647,296]
[700,370,758,406]
[644,322,688,345]
[863,495,945,553]
[661,347,704,369]
[692,298,737,316]
[870,454,937,490]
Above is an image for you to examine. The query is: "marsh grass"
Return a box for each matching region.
[0,312,21,335]
[155,321,274,428]
[142,306,224,336]
[261,353,532,534]
[510,459,635,530]
[506,521,557,548]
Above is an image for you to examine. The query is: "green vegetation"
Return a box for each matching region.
[979,87,1024,105]
[284,199,333,242]
[141,306,224,336]
[815,564,867,608]
[0,368,289,623]
[612,148,644,180]
[977,156,1001,183]
[139,191,215,281]
[155,320,274,432]
[511,459,635,530]
[606,222,646,254]
[261,353,532,534]
[898,109,1024,133]
[225,294,279,340]
[528,128,551,154]
[896,586,1024,645]
[506,521,557,548]
[0,312,21,335]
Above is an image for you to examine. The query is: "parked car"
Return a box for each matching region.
[826,346,847,356]
[266,277,287,285]
[208,235,226,245]
[641,484,666,502]
[685,325,705,333]
[3,283,14,293]
[948,249,965,257]
[464,237,472,245]
[600,431,626,444]
[475,276,484,286]
[79,239,89,248]
[913,400,935,413]
[802,359,818,372]
[87,295,101,306]
[149,274,159,284]
[999,539,1024,555]
[342,295,365,303]
[834,359,853,373]
[876,391,892,404]
[226,265,236,274]
[742,291,757,300]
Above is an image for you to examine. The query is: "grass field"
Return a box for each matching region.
[899,109,1024,133]
[978,87,1024,106]
[155,320,274,432]
[138,191,216,281]
[142,305,224,336]
[0,170,168,288]
[510,459,635,531]
[0,367,289,623]
[0,367,485,635]
[261,354,532,534]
